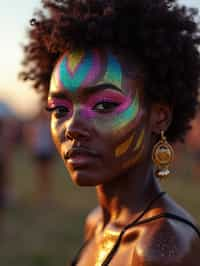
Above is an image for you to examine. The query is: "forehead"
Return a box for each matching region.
[50,49,141,96]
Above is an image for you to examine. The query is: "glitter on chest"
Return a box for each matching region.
[95,228,120,266]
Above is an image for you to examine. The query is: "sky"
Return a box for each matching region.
[0,0,199,119]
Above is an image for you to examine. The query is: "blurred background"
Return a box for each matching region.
[0,0,200,266]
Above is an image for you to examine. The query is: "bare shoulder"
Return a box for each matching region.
[84,206,102,241]
[133,214,200,266]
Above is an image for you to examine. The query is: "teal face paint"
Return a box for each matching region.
[52,49,122,93]
[50,49,142,135]
[112,91,139,130]
[96,53,122,89]
[59,50,93,92]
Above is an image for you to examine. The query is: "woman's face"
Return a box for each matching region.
[48,49,149,186]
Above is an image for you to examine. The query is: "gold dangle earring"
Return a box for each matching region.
[152,130,174,179]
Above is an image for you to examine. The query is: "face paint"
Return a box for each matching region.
[121,128,145,169]
[115,133,135,158]
[96,52,122,89]
[112,91,140,131]
[50,49,143,137]
[47,98,73,119]
[134,128,145,152]
[81,89,131,119]
[47,98,71,110]
[80,89,140,134]
[122,144,144,170]
[52,49,122,93]
[49,49,147,185]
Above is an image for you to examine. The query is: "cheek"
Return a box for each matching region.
[114,128,145,159]
[91,96,142,136]
[120,128,146,170]
[50,117,63,151]
[112,95,140,132]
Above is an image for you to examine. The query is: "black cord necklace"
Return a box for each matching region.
[71,191,166,266]
[101,191,166,265]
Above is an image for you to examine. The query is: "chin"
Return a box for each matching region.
[70,170,102,187]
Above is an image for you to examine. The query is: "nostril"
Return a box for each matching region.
[65,126,90,140]
[65,128,74,140]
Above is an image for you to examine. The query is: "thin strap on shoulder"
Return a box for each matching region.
[71,191,166,266]
[71,239,90,266]
[102,191,166,266]
[158,212,200,238]
[127,212,200,238]
[71,191,200,266]
[164,212,200,237]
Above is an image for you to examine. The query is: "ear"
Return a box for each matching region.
[149,103,172,135]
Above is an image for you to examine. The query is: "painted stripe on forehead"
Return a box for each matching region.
[113,91,139,129]
[97,53,122,89]
[81,50,102,88]
[67,50,84,74]
[56,50,122,93]
[59,51,93,92]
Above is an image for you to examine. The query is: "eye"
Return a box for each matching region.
[93,101,120,113]
[46,106,69,118]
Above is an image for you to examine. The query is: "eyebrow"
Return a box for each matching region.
[82,83,123,96]
[48,83,123,99]
[48,92,67,99]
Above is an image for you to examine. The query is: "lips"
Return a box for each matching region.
[64,147,100,168]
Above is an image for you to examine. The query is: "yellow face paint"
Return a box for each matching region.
[68,50,85,73]
[122,145,144,170]
[115,133,135,158]
[134,129,145,152]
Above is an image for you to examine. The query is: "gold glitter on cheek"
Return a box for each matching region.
[134,129,145,152]
[115,133,135,158]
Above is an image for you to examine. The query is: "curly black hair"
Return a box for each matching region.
[19,0,200,142]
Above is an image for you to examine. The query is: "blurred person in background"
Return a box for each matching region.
[186,105,200,181]
[19,0,200,265]
[24,109,56,205]
[0,116,16,212]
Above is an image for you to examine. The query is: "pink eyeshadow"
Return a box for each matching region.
[48,99,72,110]
[82,90,132,118]
[86,90,129,106]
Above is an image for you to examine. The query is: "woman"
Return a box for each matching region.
[20,0,200,265]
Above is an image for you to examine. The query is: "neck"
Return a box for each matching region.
[96,164,161,228]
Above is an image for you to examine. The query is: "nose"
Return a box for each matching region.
[65,108,90,141]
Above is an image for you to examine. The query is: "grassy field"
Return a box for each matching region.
[0,144,199,266]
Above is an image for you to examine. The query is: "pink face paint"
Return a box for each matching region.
[47,98,73,118]
[81,89,132,119]
[52,50,122,94]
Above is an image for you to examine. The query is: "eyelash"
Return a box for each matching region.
[93,101,120,113]
[46,99,121,118]
[46,106,69,118]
